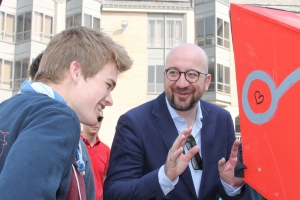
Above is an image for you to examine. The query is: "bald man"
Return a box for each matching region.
[104,43,245,200]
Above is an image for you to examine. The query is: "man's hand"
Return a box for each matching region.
[218,140,244,188]
[164,127,200,182]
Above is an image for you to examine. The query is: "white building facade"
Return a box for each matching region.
[1,0,299,145]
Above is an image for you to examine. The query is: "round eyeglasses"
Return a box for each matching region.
[165,68,207,83]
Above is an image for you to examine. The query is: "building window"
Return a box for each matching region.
[217,18,230,49]
[84,14,100,30]
[66,13,82,28]
[16,12,32,43]
[208,62,215,91]
[148,15,183,48]
[14,58,29,90]
[217,64,230,94]
[166,20,183,48]
[84,14,92,27]
[93,17,100,30]
[196,16,215,47]
[0,59,13,89]
[33,12,53,43]
[148,65,164,94]
[148,19,164,48]
[0,11,15,43]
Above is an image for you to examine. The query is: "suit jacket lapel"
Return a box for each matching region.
[152,93,178,151]
[152,93,198,199]
[200,101,215,168]
[198,101,215,199]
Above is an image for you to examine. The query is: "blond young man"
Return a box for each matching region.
[81,110,110,200]
[29,52,96,200]
[0,26,132,199]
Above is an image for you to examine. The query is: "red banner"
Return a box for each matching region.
[231,4,300,199]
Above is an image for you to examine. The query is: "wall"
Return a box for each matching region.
[100,11,148,146]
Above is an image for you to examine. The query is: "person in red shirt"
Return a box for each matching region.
[81,110,110,200]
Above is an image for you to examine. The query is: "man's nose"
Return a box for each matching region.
[176,73,189,88]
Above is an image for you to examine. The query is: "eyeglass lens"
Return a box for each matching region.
[166,69,203,83]
[186,135,203,170]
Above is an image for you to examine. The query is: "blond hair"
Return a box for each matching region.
[35,26,132,83]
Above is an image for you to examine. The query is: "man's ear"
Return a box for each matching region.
[69,61,82,82]
[204,74,212,91]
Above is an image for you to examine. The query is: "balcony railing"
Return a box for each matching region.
[148,38,164,48]
[33,31,53,43]
[16,30,31,43]
[0,31,15,43]
[166,38,183,48]
[148,38,183,48]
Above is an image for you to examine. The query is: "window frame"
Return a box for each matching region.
[0,59,13,90]
[148,14,183,48]
[84,13,101,30]
[32,11,53,43]
[217,17,230,49]
[147,65,164,94]
[14,58,29,90]
[196,16,215,48]
[166,19,183,48]
[148,18,165,48]
[66,13,82,29]
[216,63,230,94]
[16,11,32,43]
[207,61,215,92]
[0,11,15,43]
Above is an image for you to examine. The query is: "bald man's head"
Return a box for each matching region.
[166,43,208,73]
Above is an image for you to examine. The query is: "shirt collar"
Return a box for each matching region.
[19,80,66,104]
[80,134,101,147]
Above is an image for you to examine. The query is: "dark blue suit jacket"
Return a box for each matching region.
[104,93,244,200]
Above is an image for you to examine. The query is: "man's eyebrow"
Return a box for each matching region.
[167,66,179,70]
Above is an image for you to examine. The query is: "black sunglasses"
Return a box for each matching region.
[186,135,203,170]
[97,116,104,122]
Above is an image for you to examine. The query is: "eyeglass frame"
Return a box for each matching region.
[165,68,208,83]
[185,134,203,170]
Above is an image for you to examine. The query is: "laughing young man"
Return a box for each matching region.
[0,26,132,199]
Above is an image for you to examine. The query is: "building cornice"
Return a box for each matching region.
[103,0,193,11]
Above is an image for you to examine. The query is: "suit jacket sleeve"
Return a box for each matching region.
[0,110,79,200]
[103,113,166,200]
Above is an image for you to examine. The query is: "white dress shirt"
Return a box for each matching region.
[158,97,242,197]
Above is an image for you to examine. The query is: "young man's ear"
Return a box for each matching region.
[69,61,82,82]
